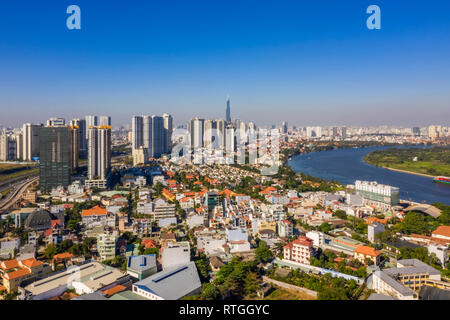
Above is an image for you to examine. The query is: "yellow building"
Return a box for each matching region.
[0,258,50,293]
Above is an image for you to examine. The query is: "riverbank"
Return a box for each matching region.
[363,146,450,177]
[379,166,435,179]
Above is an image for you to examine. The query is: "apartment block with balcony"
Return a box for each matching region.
[283,236,314,265]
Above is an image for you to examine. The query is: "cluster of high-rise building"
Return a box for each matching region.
[184,97,257,154]
[0,115,112,192]
[428,125,445,139]
[131,114,173,165]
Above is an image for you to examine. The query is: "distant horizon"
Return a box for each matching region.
[1,1,450,128]
[1,109,448,131]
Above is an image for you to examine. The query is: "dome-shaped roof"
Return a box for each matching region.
[25,209,52,231]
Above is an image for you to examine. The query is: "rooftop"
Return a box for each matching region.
[127,255,157,273]
[81,206,108,217]
[133,262,201,300]
[432,225,450,238]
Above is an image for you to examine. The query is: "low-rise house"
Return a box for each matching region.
[0,238,20,259]
[158,217,177,228]
[209,256,225,272]
[354,245,382,265]
[197,236,226,256]
[179,197,195,210]
[52,252,74,270]
[1,258,51,293]
[226,227,248,242]
[432,226,450,242]
[81,206,115,228]
[227,240,251,253]
[186,213,204,229]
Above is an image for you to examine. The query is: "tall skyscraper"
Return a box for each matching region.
[39,126,73,192]
[86,115,98,138]
[70,126,79,170]
[87,126,111,181]
[412,127,421,136]
[204,119,216,149]
[163,113,173,154]
[132,116,144,151]
[133,115,166,159]
[70,118,87,158]
[99,116,111,127]
[428,125,442,139]
[332,127,339,137]
[226,95,231,122]
[215,119,226,148]
[22,123,41,161]
[225,123,235,153]
[190,118,205,150]
[150,115,164,158]
[0,135,17,161]
[248,122,256,134]
[282,121,288,134]
[341,126,347,139]
[239,121,247,144]
[142,115,152,151]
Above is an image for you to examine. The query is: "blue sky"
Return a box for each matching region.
[0,0,449,128]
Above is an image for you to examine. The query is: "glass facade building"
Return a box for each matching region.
[39,126,72,192]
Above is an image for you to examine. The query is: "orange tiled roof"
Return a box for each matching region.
[0,259,19,271]
[355,245,381,257]
[20,258,43,269]
[432,226,450,238]
[104,284,127,297]
[220,189,236,197]
[141,239,157,248]
[284,236,313,249]
[3,267,31,280]
[53,252,74,260]
[365,217,388,225]
[81,205,108,217]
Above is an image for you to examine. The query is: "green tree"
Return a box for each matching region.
[201,283,219,300]
[319,223,332,233]
[255,241,273,263]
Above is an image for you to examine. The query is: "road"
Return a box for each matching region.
[0,177,39,212]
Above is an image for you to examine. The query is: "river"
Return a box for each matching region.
[288,146,450,205]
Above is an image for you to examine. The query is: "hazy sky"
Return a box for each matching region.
[1,0,450,128]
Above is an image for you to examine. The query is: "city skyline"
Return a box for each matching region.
[1,1,450,127]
